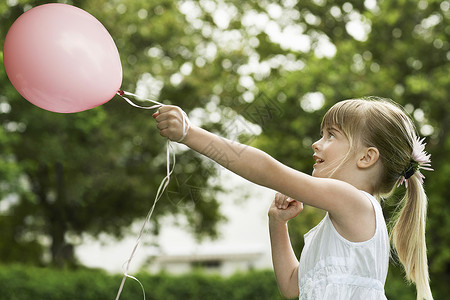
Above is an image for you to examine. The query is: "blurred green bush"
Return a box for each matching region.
[0,263,424,299]
[0,264,284,300]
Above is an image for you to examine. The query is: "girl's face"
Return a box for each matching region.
[311,126,353,179]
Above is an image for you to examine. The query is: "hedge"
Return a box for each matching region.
[0,265,286,300]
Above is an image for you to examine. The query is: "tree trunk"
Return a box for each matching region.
[33,162,75,268]
[50,162,75,268]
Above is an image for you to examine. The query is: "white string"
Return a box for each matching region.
[118,90,164,109]
[177,110,191,143]
[114,90,188,300]
[117,90,191,143]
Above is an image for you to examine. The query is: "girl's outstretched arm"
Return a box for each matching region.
[268,193,303,298]
[153,106,370,221]
[154,105,285,189]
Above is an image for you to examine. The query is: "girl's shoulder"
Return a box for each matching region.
[329,188,378,243]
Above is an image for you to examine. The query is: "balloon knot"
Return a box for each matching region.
[118,90,124,96]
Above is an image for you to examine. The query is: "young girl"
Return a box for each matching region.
[153,97,433,299]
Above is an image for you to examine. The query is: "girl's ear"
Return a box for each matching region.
[357,147,380,169]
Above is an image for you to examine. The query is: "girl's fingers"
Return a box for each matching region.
[160,129,170,138]
[297,201,304,212]
[269,194,304,222]
[156,120,168,130]
[157,105,172,114]
[274,193,297,209]
[158,105,183,118]
[275,193,285,208]
[154,112,169,122]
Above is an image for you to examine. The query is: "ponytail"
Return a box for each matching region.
[391,173,432,300]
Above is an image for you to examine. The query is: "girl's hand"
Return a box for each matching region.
[268,193,303,223]
[153,105,191,142]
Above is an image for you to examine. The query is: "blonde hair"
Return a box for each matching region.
[321,97,432,300]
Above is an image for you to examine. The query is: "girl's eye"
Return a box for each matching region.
[320,129,336,139]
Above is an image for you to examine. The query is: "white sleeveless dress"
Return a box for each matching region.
[298,191,389,299]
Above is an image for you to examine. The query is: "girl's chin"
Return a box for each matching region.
[312,169,329,178]
[312,170,321,177]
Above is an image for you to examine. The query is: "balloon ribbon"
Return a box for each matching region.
[114,90,189,300]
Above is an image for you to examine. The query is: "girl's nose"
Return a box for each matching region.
[312,140,319,151]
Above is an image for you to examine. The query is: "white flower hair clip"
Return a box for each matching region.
[397,136,434,188]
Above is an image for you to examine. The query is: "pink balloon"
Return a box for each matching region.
[3,3,122,113]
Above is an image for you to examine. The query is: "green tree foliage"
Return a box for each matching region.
[1,0,449,298]
[0,0,228,268]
